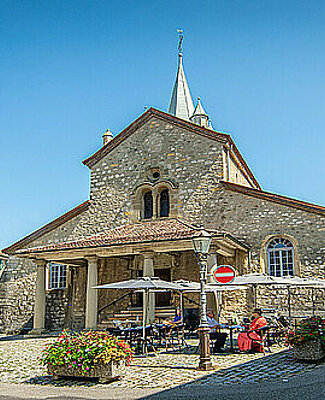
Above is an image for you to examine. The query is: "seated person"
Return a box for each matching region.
[207,309,227,353]
[163,307,182,326]
[237,308,268,353]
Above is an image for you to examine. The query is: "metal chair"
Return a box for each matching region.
[247,325,275,355]
[164,323,186,350]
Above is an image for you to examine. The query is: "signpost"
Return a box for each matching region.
[211,265,236,284]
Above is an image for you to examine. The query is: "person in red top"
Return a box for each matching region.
[238,308,268,352]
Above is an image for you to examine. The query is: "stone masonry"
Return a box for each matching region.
[1,112,324,332]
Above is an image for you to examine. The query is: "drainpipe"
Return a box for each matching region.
[226,145,231,181]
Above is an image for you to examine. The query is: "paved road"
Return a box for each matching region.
[143,363,325,400]
[0,363,324,400]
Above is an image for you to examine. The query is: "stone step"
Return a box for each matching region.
[121,307,174,314]
[99,307,176,328]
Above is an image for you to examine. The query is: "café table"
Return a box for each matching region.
[219,324,243,352]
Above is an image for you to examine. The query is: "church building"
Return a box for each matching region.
[1,36,324,334]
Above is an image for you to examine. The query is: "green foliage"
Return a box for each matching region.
[39,330,133,372]
[287,316,325,348]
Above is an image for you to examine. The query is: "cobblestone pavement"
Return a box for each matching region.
[0,337,322,390]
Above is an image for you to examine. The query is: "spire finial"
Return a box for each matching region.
[177,29,183,56]
[168,29,194,120]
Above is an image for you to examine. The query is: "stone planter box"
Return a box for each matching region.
[48,361,126,383]
[294,339,325,361]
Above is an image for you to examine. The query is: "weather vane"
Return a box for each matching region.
[177,29,183,55]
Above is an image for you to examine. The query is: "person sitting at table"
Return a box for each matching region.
[163,307,182,326]
[162,308,183,347]
[237,308,268,353]
[207,309,227,353]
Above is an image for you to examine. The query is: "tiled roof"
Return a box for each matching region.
[3,201,90,255]
[221,181,325,215]
[16,218,223,255]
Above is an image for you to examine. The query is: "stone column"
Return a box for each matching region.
[85,256,98,329]
[31,259,47,334]
[142,252,155,324]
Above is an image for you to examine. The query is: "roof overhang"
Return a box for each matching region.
[15,234,249,262]
[221,181,325,215]
[14,219,250,262]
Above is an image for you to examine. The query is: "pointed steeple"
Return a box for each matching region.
[190,97,209,128]
[168,30,194,121]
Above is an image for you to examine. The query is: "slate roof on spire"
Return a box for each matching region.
[193,97,208,117]
[168,54,195,121]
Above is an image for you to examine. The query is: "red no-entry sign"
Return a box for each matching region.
[211,265,236,284]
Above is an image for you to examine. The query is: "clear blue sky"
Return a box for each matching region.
[0,0,324,248]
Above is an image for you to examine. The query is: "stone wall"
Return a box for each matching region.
[74,117,225,236]
[0,211,87,333]
[206,186,325,318]
[0,257,35,333]
[24,212,86,249]
[45,289,69,331]
[2,116,324,331]
[227,152,252,187]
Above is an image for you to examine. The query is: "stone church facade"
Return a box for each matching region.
[1,43,324,334]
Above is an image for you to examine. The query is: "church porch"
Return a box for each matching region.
[15,219,250,333]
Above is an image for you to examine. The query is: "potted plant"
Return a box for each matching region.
[287,316,325,361]
[39,330,133,383]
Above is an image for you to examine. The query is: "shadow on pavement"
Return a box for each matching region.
[139,351,325,400]
[0,333,59,342]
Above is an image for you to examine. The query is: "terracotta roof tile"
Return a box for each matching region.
[16,218,223,255]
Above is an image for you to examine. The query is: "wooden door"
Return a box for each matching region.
[154,269,171,307]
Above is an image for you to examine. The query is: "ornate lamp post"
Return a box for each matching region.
[192,230,214,371]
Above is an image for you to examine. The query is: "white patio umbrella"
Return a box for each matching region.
[213,273,325,317]
[173,280,248,323]
[280,276,325,316]
[174,279,248,292]
[206,283,249,322]
[207,273,290,310]
[93,277,183,354]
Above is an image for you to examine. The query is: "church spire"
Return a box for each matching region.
[168,30,194,121]
[190,97,209,128]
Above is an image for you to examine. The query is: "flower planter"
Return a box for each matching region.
[48,361,126,383]
[294,339,325,361]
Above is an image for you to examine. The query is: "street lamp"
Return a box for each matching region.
[192,230,214,371]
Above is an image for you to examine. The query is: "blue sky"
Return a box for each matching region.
[0,0,324,248]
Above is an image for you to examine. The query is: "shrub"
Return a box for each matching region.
[39,330,133,373]
[287,316,325,348]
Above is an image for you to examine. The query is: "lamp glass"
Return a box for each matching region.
[192,230,212,254]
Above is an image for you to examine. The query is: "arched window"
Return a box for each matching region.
[143,191,153,219]
[267,238,294,277]
[159,189,170,217]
